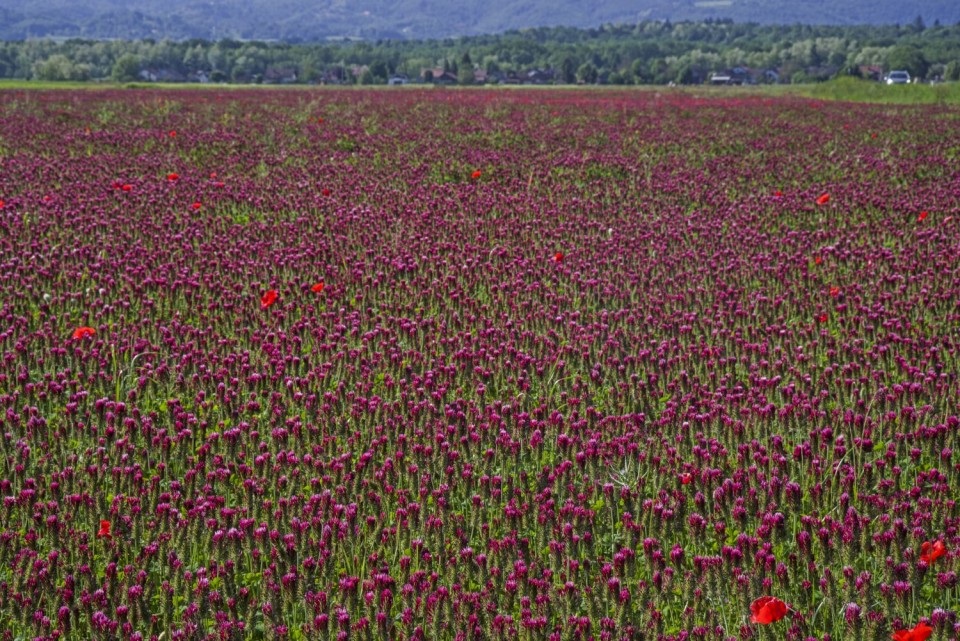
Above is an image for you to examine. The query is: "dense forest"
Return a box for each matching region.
[2,19,959,86]
[2,0,959,41]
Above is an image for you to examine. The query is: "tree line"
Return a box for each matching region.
[2,18,960,85]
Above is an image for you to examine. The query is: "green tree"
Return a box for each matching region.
[183,45,207,71]
[630,59,648,83]
[577,62,598,84]
[33,55,90,81]
[675,63,696,85]
[111,53,141,82]
[839,64,862,78]
[945,60,960,82]
[648,59,669,84]
[5,20,960,88]
[887,45,928,79]
[298,59,319,83]
[560,57,577,84]
[368,60,389,82]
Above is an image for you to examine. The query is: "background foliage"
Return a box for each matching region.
[2,20,960,86]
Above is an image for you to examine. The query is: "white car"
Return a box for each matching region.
[886,71,911,85]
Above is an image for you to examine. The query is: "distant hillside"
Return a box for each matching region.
[0,0,957,41]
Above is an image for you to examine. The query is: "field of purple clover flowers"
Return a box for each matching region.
[0,87,958,641]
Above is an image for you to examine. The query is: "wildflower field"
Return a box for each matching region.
[0,87,958,641]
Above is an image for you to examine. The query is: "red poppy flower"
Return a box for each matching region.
[679,473,692,485]
[871,133,878,138]
[774,190,782,198]
[311,282,325,293]
[750,597,787,624]
[920,540,946,564]
[829,286,840,297]
[317,117,324,124]
[121,184,133,192]
[72,327,95,340]
[892,622,932,641]
[97,520,111,539]
[814,256,822,265]
[322,188,331,197]
[918,211,928,222]
[210,172,218,179]
[191,202,202,210]
[261,290,278,309]
[0,200,4,208]
[167,173,179,181]
[818,314,828,323]
[816,193,830,206]
[169,130,176,137]
[553,252,564,263]
[471,170,482,180]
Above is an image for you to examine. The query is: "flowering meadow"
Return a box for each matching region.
[0,87,959,641]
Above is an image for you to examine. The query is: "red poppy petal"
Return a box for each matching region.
[72,327,95,340]
[750,597,786,625]
[261,290,278,308]
[893,623,932,641]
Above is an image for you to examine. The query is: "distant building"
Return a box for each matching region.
[420,68,458,84]
[139,68,186,83]
[804,65,839,81]
[263,67,298,84]
[525,68,555,84]
[503,70,522,84]
[319,68,347,85]
[709,67,779,85]
[388,73,409,85]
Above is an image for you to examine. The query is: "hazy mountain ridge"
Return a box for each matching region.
[0,0,957,41]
